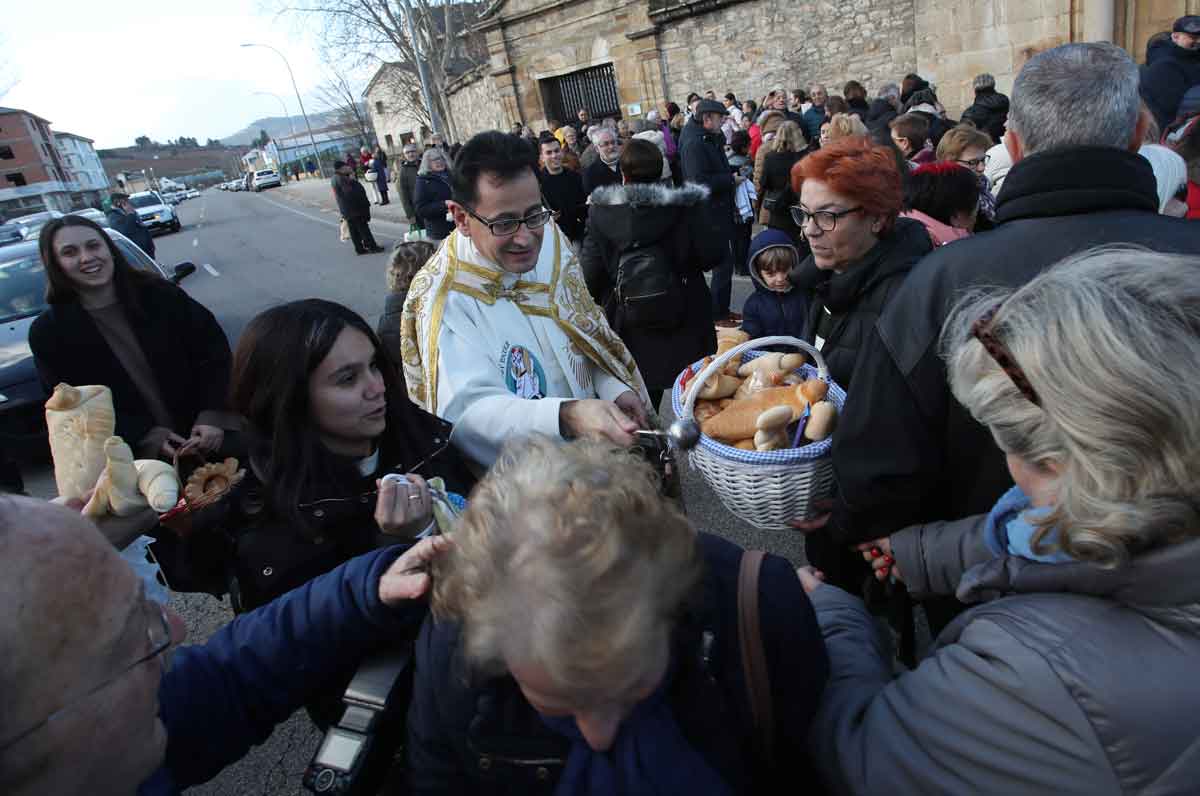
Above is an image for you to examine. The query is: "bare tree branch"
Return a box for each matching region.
[271,0,487,141]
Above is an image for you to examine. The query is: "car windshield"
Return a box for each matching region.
[256,170,276,177]
[129,194,162,208]
[0,249,48,323]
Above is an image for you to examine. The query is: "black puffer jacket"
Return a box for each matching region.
[1141,37,1200,129]
[960,87,1010,143]
[580,181,720,390]
[791,217,932,390]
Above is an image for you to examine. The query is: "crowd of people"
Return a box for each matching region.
[3,22,1200,796]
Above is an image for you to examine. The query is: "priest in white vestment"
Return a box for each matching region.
[399,131,651,469]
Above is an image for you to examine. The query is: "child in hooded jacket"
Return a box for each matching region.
[741,229,809,342]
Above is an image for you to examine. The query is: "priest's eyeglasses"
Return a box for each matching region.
[0,598,172,751]
[463,205,554,237]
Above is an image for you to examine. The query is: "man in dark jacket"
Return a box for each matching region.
[679,98,741,322]
[580,127,621,196]
[959,72,1010,143]
[865,84,901,136]
[801,84,828,144]
[1141,15,1200,129]
[537,135,587,244]
[332,160,384,254]
[106,192,155,258]
[824,42,1200,583]
[0,496,444,796]
[397,143,421,224]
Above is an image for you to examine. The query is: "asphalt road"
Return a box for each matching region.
[21,188,809,795]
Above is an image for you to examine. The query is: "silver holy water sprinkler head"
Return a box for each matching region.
[668,418,701,450]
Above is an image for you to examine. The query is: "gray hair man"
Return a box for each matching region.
[808,42,1200,652]
[581,126,621,195]
[0,496,445,796]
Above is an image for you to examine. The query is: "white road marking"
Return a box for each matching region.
[192,238,199,247]
[255,192,410,233]
[203,264,221,277]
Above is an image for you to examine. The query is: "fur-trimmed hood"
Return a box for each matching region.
[588,181,711,208]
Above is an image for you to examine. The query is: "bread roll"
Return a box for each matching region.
[716,328,750,344]
[800,378,829,405]
[733,439,756,450]
[701,385,808,442]
[694,400,723,423]
[804,401,838,441]
[83,437,148,518]
[697,373,741,400]
[46,384,116,500]
[134,459,181,512]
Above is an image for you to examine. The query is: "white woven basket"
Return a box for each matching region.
[671,335,847,530]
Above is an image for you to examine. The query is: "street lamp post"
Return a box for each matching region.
[241,43,326,178]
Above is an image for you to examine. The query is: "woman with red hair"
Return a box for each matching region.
[788,137,933,590]
[788,136,932,388]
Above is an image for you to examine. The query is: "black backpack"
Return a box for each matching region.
[610,242,685,331]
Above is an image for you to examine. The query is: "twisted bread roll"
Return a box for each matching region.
[83,437,148,517]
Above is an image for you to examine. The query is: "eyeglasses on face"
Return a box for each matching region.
[463,205,554,237]
[789,205,864,232]
[0,600,172,752]
[957,154,990,168]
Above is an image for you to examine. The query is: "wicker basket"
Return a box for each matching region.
[671,335,846,530]
[157,447,245,539]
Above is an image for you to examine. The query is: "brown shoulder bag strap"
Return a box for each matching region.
[737,549,775,767]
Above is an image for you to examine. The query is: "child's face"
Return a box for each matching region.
[760,267,792,292]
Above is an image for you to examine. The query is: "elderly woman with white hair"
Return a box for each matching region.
[413,147,454,240]
[801,247,1200,795]
[407,437,829,794]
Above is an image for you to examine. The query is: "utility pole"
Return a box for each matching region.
[399,0,443,138]
[241,43,326,178]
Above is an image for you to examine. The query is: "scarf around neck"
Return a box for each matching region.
[540,666,733,796]
[983,485,1074,564]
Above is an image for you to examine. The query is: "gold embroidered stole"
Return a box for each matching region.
[399,225,649,414]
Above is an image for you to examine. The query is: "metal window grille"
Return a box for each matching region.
[543,63,621,124]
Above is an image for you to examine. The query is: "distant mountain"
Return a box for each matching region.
[220,112,344,145]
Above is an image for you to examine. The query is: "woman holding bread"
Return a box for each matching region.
[222,299,474,613]
[788,136,933,389]
[801,248,1200,795]
[30,216,233,461]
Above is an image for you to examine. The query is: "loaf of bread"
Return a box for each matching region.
[46,384,116,500]
[134,459,180,512]
[701,385,808,442]
[737,352,805,377]
[753,405,793,451]
[698,373,741,400]
[805,401,838,441]
[800,378,829,405]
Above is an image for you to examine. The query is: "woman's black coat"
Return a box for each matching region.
[414,173,454,239]
[29,277,231,446]
[579,181,720,392]
[759,149,806,245]
[792,217,932,390]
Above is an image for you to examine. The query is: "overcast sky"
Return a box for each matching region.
[2,1,372,148]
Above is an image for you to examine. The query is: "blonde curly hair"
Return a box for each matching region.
[433,436,701,699]
[386,241,436,292]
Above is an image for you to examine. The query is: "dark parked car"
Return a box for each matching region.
[0,230,195,451]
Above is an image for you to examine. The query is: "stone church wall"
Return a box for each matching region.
[446,67,509,142]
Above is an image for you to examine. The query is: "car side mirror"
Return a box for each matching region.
[172,262,197,283]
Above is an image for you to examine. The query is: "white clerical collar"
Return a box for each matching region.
[357,447,380,477]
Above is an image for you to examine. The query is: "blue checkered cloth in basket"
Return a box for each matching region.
[670,354,847,465]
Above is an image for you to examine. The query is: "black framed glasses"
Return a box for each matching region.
[790,205,864,232]
[0,599,172,752]
[463,205,554,237]
[957,154,990,169]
